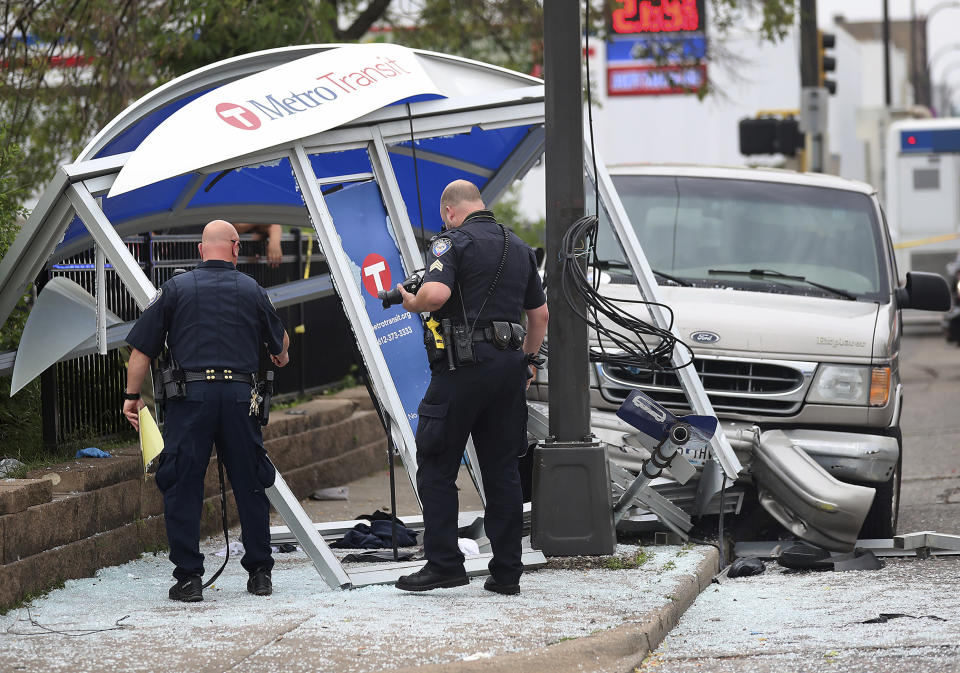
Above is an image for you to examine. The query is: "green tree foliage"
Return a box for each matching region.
[0,126,41,460]
[1,0,171,189]
[155,0,390,77]
[493,183,545,250]
[1,0,799,195]
[383,1,799,94]
[0,126,28,349]
[0,0,391,191]
[383,0,545,75]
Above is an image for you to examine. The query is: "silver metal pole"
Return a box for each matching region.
[95,245,107,356]
[65,183,156,309]
[266,471,351,589]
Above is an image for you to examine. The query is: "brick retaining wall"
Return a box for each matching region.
[0,389,385,611]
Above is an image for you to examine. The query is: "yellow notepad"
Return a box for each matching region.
[139,406,164,476]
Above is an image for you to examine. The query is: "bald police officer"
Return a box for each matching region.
[395,180,548,595]
[122,219,290,602]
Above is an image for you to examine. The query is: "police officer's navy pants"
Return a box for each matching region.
[154,381,276,581]
[415,346,527,584]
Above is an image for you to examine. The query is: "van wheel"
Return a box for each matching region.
[857,430,902,539]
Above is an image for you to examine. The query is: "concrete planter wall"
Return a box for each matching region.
[0,389,384,611]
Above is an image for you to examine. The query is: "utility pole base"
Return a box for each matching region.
[531,439,616,556]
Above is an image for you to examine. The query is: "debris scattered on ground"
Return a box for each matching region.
[310,486,349,501]
[860,613,947,624]
[727,557,765,578]
[0,458,25,477]
[75,447,111,459]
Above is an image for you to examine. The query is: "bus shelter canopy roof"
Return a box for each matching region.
[0,43,545,335]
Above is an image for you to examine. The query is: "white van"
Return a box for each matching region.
[529,165,950,546]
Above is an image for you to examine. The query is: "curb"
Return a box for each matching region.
[391,546,721,673]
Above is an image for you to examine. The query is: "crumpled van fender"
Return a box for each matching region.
[752,429,875,552]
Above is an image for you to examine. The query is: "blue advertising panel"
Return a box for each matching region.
[324,179,431,435]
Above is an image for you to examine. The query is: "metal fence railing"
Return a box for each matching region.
[43,230,359,446]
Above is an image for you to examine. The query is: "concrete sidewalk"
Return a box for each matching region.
[0,466,719,673]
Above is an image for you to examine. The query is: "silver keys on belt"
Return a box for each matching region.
[249,387,262,417]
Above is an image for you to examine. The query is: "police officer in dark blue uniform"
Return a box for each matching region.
[394,180,548,595]
[122,219,290,602]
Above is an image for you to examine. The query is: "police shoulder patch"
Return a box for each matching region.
[430,237,452,257]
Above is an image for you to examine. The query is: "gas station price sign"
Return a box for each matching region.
[611,0,704,34]
[607,0,708,96]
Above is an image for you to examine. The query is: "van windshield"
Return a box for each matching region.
[599,176,887,300]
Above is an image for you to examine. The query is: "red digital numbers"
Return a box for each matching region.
[612,0,701,34]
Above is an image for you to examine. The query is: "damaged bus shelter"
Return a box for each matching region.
[0,44,869,589]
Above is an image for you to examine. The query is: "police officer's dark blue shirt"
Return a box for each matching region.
[126,260,285,373]
[423,210,545,324]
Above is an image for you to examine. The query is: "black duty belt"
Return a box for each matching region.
[183,369,254,384]
[468,322,525,346]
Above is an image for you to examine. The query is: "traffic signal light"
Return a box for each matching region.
[818,31,837,95]
[739,117,803,157]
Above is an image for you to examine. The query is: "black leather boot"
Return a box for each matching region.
[247,568,273,596]
[396,566,469,592]
[169,575,203,602]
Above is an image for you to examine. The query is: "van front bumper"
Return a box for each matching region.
[753,428,899,484]
[554,407,900,486]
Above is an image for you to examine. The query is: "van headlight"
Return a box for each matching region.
[807,365,891,406]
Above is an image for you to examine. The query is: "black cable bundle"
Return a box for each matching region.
[559,213,694,374]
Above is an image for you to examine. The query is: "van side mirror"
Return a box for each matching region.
[895,271,951,311]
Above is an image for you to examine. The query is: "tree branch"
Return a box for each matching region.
[336,0,391,40]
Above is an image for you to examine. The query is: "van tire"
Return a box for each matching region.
[857,429,902,539]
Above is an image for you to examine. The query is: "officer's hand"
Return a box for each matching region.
[397,282,417,313]
[122,398,145,431]
[526,365,536,391]
[271,351,290,368]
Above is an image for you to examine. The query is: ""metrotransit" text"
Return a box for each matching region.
[246,55,413,121]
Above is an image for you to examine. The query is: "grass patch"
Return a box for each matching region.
[322,365,359,396]
[603,548,653,570]
[661,560,676,571]
[0,578,66,616]
[2,434,135,479]
[270,394,315,412]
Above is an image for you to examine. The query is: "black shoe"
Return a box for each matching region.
[483,576,520,596]
[247,569,273,596]
[169,576,203,602]
[396,566,469,592]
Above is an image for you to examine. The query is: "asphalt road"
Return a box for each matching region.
[643,331,960,673]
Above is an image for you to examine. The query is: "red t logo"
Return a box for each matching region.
[215,103,261,130]
[361,253,391,298]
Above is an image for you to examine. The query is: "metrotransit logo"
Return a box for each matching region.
[213,55,414,131]
[215,103,261,130]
